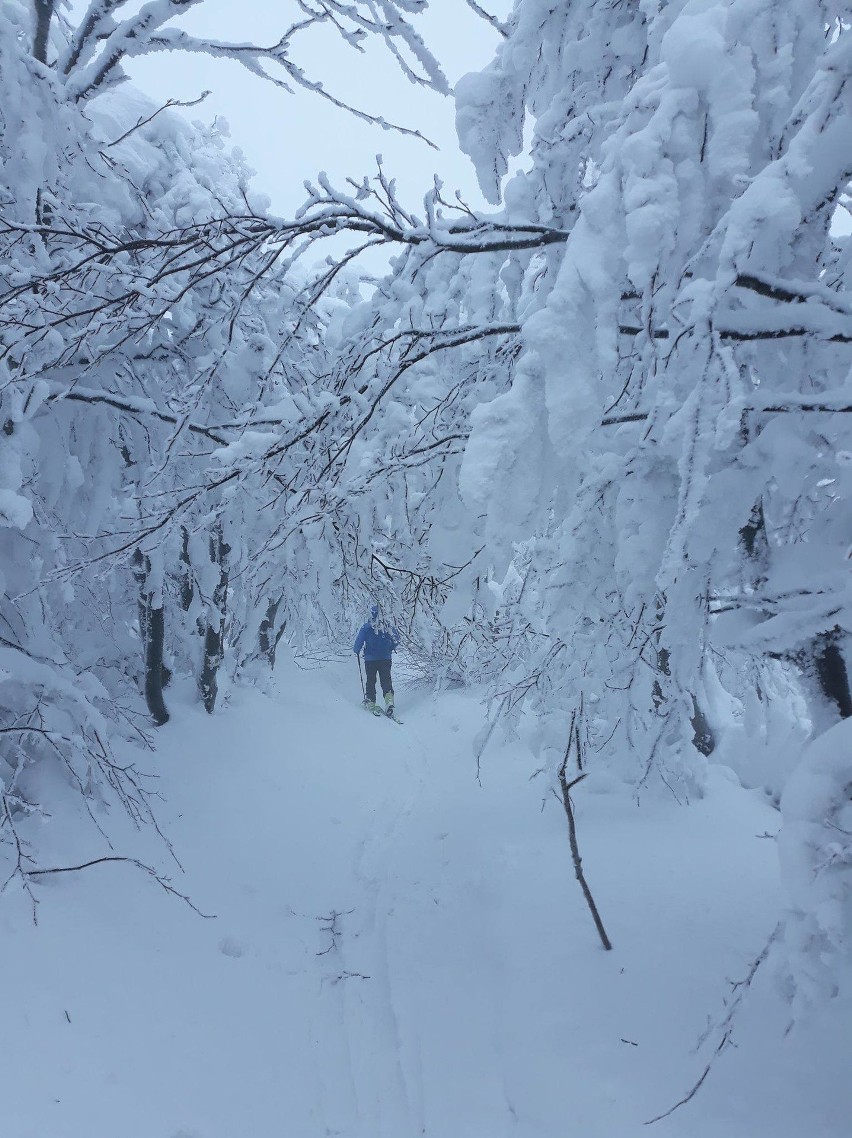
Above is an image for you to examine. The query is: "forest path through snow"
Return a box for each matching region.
[3,655,849,1137]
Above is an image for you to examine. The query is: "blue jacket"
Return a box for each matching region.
[353,611,399,661]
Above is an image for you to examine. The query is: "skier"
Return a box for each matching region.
[353,604,400,717]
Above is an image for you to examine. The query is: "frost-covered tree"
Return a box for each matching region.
[0,0,451,898]
[447,0,852,1008]
[5,0,851,1015]
[173,0,852,1009]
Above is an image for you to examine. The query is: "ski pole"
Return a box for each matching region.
[357,653,365,699]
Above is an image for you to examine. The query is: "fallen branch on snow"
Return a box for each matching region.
[644,923,781,1125]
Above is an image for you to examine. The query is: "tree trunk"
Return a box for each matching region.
[32,0,55,64]
[179,526,194,613]
[653,623,715,756]
[199,524,230,714]
[742,497,852,727]
[690,696,715,756]
[133,550,169,726]
[741,473,852,725]
[739,499,769,583]
[258,597,286,670]
[813,636,852,719]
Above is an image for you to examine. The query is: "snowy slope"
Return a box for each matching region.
[2,656,849,1138]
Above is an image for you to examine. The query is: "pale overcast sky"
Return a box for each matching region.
[87,0,513,215]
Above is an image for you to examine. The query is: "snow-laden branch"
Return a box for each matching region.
[57,0,447,144]
[108,27,439,145]
[60,0,204,86]
[617,322,852,344]
[318,322,521,478]
[0,197,569,323]
[462,0,509,39]
[47,386,229,444]
[9,164,852,357]
[735,272,852,316]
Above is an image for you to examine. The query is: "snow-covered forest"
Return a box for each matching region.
[2,2,851,1134]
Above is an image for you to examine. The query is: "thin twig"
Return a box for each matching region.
[556,768,613,951]
[106,92,211,148]
[26,856,215,918]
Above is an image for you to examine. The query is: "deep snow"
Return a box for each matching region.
[3,655,849,1137]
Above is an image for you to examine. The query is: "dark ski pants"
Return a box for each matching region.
[365,658,393,703]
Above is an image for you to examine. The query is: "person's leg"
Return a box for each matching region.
[377,659,394,708]
[365,659,379,704]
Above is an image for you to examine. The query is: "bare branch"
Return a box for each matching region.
[26,856,215,918]
[645,925,781,1125]
[106,91,211,147]
[557,730,613,951]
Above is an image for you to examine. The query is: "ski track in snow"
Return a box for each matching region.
[349,749,423,1135]
[311,700,424,1137]
[3,658,850,1138]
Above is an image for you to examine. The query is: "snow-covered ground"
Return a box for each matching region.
[3,656,849,1138]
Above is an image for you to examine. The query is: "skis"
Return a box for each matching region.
[362,702,403,724]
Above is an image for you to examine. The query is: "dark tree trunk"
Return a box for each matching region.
[739,500,769,571]
[811,632,852,720]
[179,526,194,613]
[133,550,169,726]
[787,631,852,733]
[258,597,286,670]
[32,2,57,230]
[738,437,850,727]
[652,632,669,708]
[199,525,230,714]
[739,498,770,592]
[690,696,715,756]
[738,413,770,588]
[143,605,170,725]
[653,626,715,756]
[32,0,55,64]
[743,517,852,726]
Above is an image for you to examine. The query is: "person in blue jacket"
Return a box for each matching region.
[353,604,400,715]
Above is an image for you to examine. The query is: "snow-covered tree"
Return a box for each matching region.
[449,0,852,1008]
[192,0,852,1010]
[0,0,451,898]
[5,0,851,1018]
